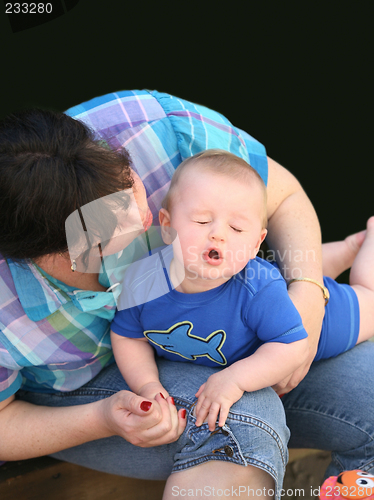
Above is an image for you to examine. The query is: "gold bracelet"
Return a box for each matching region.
[287,278,330,306]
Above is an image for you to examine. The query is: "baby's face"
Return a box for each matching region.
[161,167,267,289]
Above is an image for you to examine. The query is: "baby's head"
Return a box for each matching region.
[160,149,268,289]
[162,149,267,225]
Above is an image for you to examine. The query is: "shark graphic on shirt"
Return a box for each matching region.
[144,321,227,365]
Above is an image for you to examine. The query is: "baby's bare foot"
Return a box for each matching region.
[343,229,366,259]
[348,216,374,290]
[366,216,374,232]
[322,228,367,279]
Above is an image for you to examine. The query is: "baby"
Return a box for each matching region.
[111,149,374,431]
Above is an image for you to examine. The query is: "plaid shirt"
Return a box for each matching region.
[0,90,267,401]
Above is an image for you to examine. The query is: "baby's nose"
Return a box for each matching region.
[209,224,226,242]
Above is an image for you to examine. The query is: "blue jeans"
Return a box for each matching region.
[283,341,374,478]
[17,342,374,497]
[17,358,289,498]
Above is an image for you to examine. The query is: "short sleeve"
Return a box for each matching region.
[111,306,144,339]
[247,280,308,344]
[0,366,22,402]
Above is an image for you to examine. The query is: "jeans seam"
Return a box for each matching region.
[174,398,288,471]
[172,403,286,495]
[286,407,374,445]
[331,452,374,474]
[243,456,278,490]
[172,454,242,472]
[227,410,288,469]
[362,458,374,472]
[173,396,194,408]
[46,388,117,398]
[172,454,276,473]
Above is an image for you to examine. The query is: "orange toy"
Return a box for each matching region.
[320,470,374,500]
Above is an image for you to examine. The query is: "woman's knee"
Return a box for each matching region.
[164,462,275,499]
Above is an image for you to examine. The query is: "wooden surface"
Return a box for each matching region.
[0,457,166,500]
[288,448,320,462]
[0,450,323,500]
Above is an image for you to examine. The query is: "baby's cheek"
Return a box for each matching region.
[231,246,251,265]
[183,244,200,264]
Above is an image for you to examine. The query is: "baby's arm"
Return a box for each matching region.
[195,338,309,431]
[110,331,169,401]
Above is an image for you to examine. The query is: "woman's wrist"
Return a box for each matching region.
[288,279,326,308]
[95,396,127,439]
[288,278,329,305]
[79,398,116,440]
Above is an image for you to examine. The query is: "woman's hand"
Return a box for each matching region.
[98,390,187,447]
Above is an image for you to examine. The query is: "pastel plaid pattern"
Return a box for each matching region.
[0,90,267,401]
[0,258,116,400]
[66,90,268,223]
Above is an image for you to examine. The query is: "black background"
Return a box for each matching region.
[1,1,373,282]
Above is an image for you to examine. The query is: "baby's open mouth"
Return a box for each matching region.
[208,249,220,260]
[203,248,223,265]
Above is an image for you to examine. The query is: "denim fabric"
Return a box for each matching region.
[17,358,289,499]
[17,342,374,498]
[283,341,374,479]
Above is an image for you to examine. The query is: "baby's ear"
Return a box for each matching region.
[253,228,268,257]
[159,208,173,244]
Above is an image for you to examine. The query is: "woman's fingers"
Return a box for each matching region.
[148,402,187,446]
[116,390,158,420]
[102,390,187,448]
[134,393,185,446]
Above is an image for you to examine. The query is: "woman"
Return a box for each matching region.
[1,90,373,500]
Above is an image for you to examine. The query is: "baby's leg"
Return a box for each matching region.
[322,229,366,279]
[349,217,374,343]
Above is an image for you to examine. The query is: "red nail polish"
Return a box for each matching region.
[159,393,165,399]
[181,409,186,418]
[170,397,175,405]
[140,401,152,412]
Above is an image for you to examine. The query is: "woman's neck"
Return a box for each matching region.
[34,254,107,292]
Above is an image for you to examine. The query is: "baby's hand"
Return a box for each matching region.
[138,381,170,402]
[195,371,244,431]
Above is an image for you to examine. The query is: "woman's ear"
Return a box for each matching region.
[159,208,173,244]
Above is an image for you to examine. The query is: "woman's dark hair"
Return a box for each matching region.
[0,108,134,261]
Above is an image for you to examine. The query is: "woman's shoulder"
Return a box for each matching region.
[65,89,268,186]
